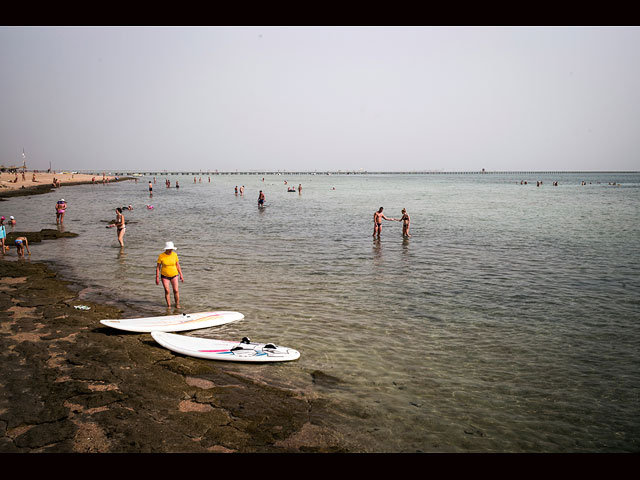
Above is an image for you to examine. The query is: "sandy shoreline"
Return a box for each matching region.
[0,172,124,200]
[0,181,355,453]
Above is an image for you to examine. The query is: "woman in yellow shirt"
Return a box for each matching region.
[156,241,184,308]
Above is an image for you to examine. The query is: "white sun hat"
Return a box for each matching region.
[163,241,177,251]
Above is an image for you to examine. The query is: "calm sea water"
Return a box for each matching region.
[3,172,640,452]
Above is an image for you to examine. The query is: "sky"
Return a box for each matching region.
[1,26,639,172]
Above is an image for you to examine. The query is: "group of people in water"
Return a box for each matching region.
[373,207,411,238]
[0,214,29,257]
[103,201,181,307]
[519,180,557,186]
[3,178,412,308]
[148,178,182,194]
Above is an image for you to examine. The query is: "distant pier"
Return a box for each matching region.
[83,170,639,177]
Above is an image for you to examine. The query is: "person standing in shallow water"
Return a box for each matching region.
[156,241,184,309]
[373,207,395,236]
[0,217,6,255]
[55,198,67,224]
[399,208,411,237]
[115,207,126,247]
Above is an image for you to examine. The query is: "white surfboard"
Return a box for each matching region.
[151,332,300,363]
[100,311,244,333]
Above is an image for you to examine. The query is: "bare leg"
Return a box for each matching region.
[161,278,172,307]
[171,276,181,308]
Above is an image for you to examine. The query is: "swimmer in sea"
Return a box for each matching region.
[14,236,31,257]
[156,241,184,309]
[258,190,265,207]
[373,207,395,237]
[55,198,67,225]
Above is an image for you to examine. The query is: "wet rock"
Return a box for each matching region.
[310,370,342,387]
[0,259,357,453]
[6,229,78,244]
[13,419,76,449]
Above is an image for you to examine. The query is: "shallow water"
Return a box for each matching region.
[3,172,639,452]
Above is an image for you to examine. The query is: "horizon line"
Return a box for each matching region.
[72,170,640,175]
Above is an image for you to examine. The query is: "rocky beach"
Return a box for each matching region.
[0,182,355,453]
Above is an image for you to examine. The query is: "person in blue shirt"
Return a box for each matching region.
[0,216,6,255]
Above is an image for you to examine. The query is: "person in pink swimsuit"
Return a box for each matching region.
[55,199,67,225]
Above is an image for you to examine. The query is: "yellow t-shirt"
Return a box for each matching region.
[157,251,179,277]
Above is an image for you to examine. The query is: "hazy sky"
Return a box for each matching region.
[1,26,639,172]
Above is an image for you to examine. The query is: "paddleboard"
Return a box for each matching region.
[100,311,244,333]
[151,332,300,363]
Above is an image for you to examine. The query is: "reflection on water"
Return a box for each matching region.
[372,237,382,263]
[4,172,640,452]
[401,236,410,255]
[116,248,127,271]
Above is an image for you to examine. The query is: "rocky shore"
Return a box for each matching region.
[0,255,355,453]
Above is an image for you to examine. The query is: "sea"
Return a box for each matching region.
[2,171,639,452]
